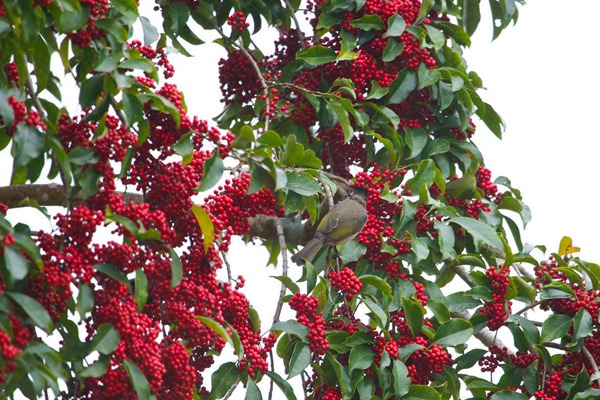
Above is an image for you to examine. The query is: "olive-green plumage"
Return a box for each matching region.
[291,187,369,266]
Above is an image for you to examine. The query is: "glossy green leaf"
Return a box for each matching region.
[90,323,120,355]
[208,362,238,400]
[405,159,435,192]
[360,275,392,299]
[490,391,529,400]
[349,344,374,372]
[286,341,311,378]
[3,245,29,281]
[540,314,572,343]
[94,263,131,289]
[124,359,152,400]
[198,151,224,191]
[271,321,310,342]
[386,69,417,104]
[402,297,424,337]
[7,292,53,333]
[405,384,441,400]
[245,380,263,400]
[433,318,473,346]
[296,45,337,65]
[392,360,410,397]
[382,37,404,62]
[449,217,503,250]
[169,248,183,289]
[271,275,300,295]
[350,14,384,30]
[405,127,427,159]
[384,14,406,37]
[339,241,367,264]
[266,371,298,400]
[134,268,149,311]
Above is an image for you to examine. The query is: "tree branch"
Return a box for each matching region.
[451,311,516,356]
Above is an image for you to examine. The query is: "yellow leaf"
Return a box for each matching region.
[191,205,215,252]
[558,236,581,256]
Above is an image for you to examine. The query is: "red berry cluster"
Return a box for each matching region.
[3,96,45,135]
[479,264,512,331]
[289,293,329,356]
[536,258,600,320]
[128,40,175,80]
[353,168,411,270]
[0,314,32,383]
[327,267,362,300]
[533,373,564,400]
[227,11,249,33]
[510,351,539,369]
[476,167,501,200]
[218,50,263,105]
[479,345,508,373]
[313,385,342,400]
[204,173,282,251]
[68,0,109,48]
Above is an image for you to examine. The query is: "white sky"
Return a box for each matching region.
[2,1,599,397]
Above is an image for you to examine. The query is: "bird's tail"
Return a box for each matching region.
[291,238,323,266]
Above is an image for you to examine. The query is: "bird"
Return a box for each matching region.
[291,186,369,266]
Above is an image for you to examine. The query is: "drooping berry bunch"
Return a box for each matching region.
[479,264,512,331]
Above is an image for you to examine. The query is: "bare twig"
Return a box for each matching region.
[25,77,46,120]
[282,0,307,48]
[451,311,516,357]
[236,40,271,131]
[583,346,600,382]
[513,262,535,280]
[272,219,290,324]
[222,379,240,400]
[221,250,233,284]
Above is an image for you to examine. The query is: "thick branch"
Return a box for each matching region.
[451,311,516,356]
[0,184,144,208]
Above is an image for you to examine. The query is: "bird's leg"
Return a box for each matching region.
[325,246,334,273]
[332,246,341,270]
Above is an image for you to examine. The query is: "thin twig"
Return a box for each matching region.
[222,379,240,400]
[221,250,233,284]
[236,39,271,131]
[583,346,600,382]
[282,0,307,48]
[316,174,334,210]
[272,219,290,324]
[513,262,535,279]
[514,302,540,316]
[25,77,47,120]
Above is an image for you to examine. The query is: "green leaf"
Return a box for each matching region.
[490,391,529,400]
[134,269,149,310]
[198,152,224,191]
[433,318,473,346]
[405,159,435,193]
[90,324,120,355]
[286,341,311,378]
[169,248,183,289]
[425,25,445,50]
[382,37,405,62]
[3,245,29,281]
[296,45,337,65]
[350,14,384,30]
[79,74,104,109]
[123,359,153,400]
[540,314,572,343]
[386,69,417,104]
[574,388,600,400]
[449,217,503,251]
[171,132,194,166]
[13,125,45,170]
[339,241,367,264]
[402,297,424,337]
[140,16,159,45]
[271,321,310,342]
[208,362,239,400]
[281,135,322,168]
[140,93,181,126]
[271,275,300,295]
[417,64,441,90]
[94,263,131,289]
[80,356,110,378]
[405,127,428,159]
[197,316,242,358]
[384,14,406,37]
[445,175,476,199]
[7,292,53,333]
[573,308,593,341]
[462,0,482,36]
[392,360,411,397]
[405,384,441,400]
[360,275,392,299]
[245,380,263,400]
[266,371,298,400]
[476,101,504,139]
[330,100,353,142]
[349,345,374,372]
[32,36,51,90]
[435,221,455,259]
[286,172,322,197]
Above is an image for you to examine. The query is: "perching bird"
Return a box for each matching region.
[291,186,369,266]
